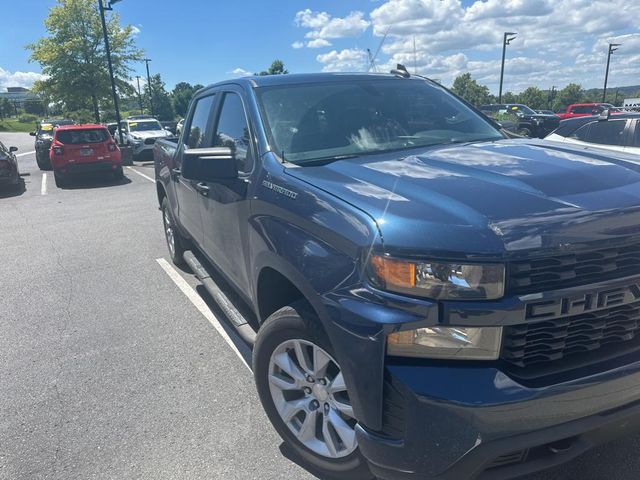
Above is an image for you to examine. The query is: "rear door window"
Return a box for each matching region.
[570,123,592,141]
[186,94,216,149]
[586,120,627,146]
[57,129,109,144]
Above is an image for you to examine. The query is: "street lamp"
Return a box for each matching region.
[603,43,621,103]
[135,76,143,115]
[498,32,517,104]
[98,0,125,145]
[143,58,155,117]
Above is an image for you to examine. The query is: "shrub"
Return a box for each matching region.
[18,114,38,123]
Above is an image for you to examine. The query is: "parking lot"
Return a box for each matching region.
[3,130,640,480]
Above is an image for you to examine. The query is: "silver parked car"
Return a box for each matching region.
[119,116,172,159]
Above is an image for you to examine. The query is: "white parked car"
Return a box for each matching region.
[119,116,172,159]
[545,112,640,156]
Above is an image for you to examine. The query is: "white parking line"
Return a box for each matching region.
[126,166,155,183]
[155,258,252,371]
[41,173,47,195]
[16,150,36,157]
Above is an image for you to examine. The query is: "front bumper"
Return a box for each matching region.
[358,361,640,479]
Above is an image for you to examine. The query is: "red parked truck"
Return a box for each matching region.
[49,124,123,187]
[556,103,624,119]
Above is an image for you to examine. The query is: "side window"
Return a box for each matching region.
[587,120,627,146]
[570,123,592,141]
[186,94,215,149]
[213,92,253,173]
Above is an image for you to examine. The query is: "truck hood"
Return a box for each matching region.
[285,139,640,257]
[130,130,169,140]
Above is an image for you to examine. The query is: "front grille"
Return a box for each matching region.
[502,300,640,369]
[508,243,640,295]
[144,138,156,145]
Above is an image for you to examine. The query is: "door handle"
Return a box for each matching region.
[195,182,210,197]
[171,167,181,180]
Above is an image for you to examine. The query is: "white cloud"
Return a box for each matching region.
[316,49,368,72]
[292,41,305,49]
[229,67,252,77]
[294,9,370,48]
[307,38,332,49]
[0,67,45,90]
[131,25,141,36]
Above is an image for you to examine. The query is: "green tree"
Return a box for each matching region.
[27,0,142,123]
[144,74,175,121]
[516,87,547,110]
[0,98,14,119]
[451,73,493,106]
[171,82,203,118]
[553,83,585,112]
[256,59,289,76]
[23,99,45,116]
[501,91,517,103]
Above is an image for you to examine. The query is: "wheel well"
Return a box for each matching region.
[156,183,166,207]
[257,267,307,323]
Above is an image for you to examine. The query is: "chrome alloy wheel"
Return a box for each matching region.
[268,339,358,459]
[163,207,175,258]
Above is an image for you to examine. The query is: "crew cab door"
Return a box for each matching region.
[174,93,217,246]
[624,119,640,156]
[198,88,255,293]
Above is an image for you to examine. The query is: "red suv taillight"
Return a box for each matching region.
[53,146,64,155]
[107,143,118,152]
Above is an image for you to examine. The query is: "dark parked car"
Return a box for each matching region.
[536,109,555,115]
[481,103,560,138]
[546,112,640,156]
[30,118,75,170]
[0,141,20,191]
[155,72,640,480]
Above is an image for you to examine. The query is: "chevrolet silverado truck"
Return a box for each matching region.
[154,71,640,480]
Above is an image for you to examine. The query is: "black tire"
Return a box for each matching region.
[253,303,374,480]
[113,166,124,180]
[161,197,187,266]
[53,171,68,188]
[517,127,532,137]
[36,152,51,171]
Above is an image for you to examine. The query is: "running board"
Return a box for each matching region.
[183,250,256,346]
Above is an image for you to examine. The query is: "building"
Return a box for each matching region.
[0,87,40,110]
[623,98,640,111]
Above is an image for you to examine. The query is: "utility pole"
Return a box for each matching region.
[98,0,124,145]
[548,86,556,110]
[603,43,621,103]
[498,32,517,104]
[144,58,154,117]
[135,76,143,114]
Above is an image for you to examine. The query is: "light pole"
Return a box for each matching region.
[603,43,621,103]
[98,0,125,145]
[143,58,154,117]
[498,32,517,104]
[135,75,143,114]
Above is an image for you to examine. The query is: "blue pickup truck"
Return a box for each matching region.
[154,71,640,480]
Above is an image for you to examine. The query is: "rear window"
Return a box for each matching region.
[57,129,109,144]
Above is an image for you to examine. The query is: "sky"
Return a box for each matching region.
[1,0,639,95]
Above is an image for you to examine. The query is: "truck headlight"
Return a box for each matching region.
[387,326,503,360]
[368,255,504,300]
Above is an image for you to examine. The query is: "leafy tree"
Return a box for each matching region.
[451,73,493,107]
[0,98,14,119]
[24,99,45,116]
[516,87,547,110]
[256,60,289,76]
[552,83,585,112]
[501,92,517,104]
[171,82,203,118]
[143,74,175,121]
[27,0,143,123]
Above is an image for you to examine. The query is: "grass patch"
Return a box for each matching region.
[0,119,36,133]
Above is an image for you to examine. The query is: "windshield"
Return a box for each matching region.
[256,79,502,164]
[130,121,162,132]
[504,104,537,115]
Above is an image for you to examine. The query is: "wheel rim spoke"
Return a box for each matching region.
[280,398,308,423]
[326,409,357,450]
[296,411,317,442]
[328,372,346,394]
[293,340,314,375]
[322,416,340,457]
[333,399,354,419]
[313,346,332,378]
[272,351,306,388]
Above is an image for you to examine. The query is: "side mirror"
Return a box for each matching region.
[164,126,173,132]
[182,147,237,181]
[9,146,18,153]
[598,109,611,121]
[30,131,36,136]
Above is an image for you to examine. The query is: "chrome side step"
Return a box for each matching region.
[183,250,256,346]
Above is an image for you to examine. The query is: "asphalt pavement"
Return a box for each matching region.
[2,132,640,480]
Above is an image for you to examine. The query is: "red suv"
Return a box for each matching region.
[49,124,123,187]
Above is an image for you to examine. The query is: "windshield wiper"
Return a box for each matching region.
[295,154,361,166]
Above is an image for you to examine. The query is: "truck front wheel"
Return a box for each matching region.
[161,197,187,266]
[253,303,373,480]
